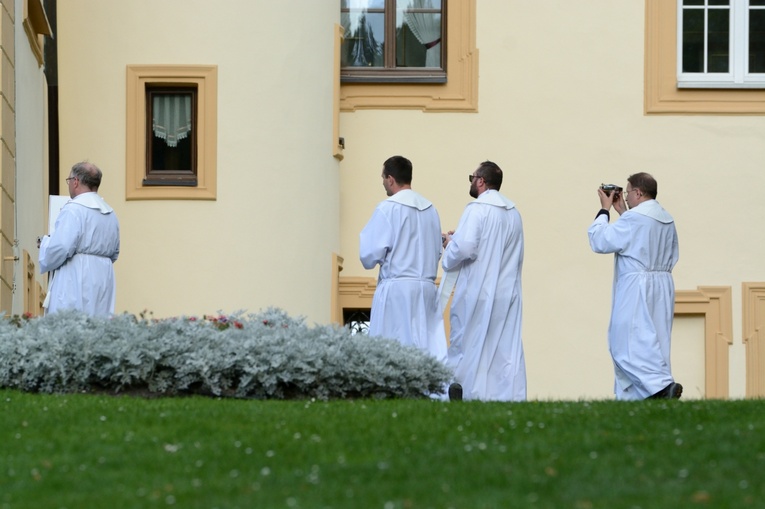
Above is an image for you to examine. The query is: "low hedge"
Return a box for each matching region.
[0,308,451,399]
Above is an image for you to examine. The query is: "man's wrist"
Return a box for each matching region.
[595,208,610,221]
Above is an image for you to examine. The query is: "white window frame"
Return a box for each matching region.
[677,0,765,88]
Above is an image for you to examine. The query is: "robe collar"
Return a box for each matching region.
[475,189,516,209]
[71,192,114,214]
[629,199,673,224]
[386,189,432,211]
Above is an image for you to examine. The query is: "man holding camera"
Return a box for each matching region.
[588,173,681,400]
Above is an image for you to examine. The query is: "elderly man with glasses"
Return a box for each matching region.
[39,161,120,316]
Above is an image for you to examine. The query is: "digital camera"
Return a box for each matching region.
[600,184,623,197]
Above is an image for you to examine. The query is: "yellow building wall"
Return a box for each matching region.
[56,1,341,324]
[339,1,763,399]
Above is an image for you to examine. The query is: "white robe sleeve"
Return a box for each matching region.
[442,205,481,272]
[111,238,121,263]
[588,213,633,255]
[39,206,81,273]
[359,207,394,270]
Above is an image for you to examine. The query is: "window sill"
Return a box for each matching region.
[677,82,765,90]
[142,179,198,187]
[341,75,448,84]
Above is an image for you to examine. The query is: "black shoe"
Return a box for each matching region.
[668,382,683,399]
[649,382,683,400]
[448,383,463,402]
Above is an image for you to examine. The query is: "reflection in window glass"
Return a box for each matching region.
[341,9,384,67]
[681,2,729,73]
[341,0,385,8]
[707,8,729,72]
[752,6,765,73]
[341,0,445,80]
[683,9,704,72]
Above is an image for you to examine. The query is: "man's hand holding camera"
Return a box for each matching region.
[598,184,627,216]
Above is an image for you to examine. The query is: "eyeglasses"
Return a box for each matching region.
[626,188,639,197]
[468,174,483,183]
[65,177,77,183]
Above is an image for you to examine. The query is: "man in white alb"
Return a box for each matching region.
[359,155,447,363]
[441,160,526,401]
[588,172,682,400]
[39,161,120,316]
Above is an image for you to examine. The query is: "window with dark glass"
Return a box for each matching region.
[144,85,197,186]
[678,0,765,87]
[751,0,765,73]
[681,0,730,74]
[341,0,446,83]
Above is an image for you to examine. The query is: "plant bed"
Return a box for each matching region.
[0,309,451,400]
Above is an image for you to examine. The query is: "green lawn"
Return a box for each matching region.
[1,390,762,509]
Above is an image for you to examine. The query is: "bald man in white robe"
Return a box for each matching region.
[40,162,120,317]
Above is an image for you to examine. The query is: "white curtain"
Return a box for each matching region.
[403,0,442,67]
[153,95,192,148]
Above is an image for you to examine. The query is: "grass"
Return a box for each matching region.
[1,390,763,509]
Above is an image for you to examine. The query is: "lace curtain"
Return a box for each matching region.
[403,0,442,67]
[153,95,192,148]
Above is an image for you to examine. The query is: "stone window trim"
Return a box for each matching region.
[340,0,477,113]
[126,65,217,200]
[645,0,765,114]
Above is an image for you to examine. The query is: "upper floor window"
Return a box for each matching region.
[678,0,765,88]
[341,0,446,83]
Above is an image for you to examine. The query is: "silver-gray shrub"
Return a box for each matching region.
[0,309,452,399]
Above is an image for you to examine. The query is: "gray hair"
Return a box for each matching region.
[70,161,103,190]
